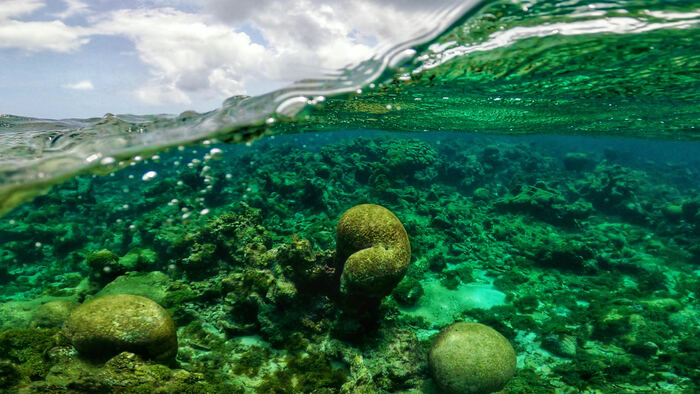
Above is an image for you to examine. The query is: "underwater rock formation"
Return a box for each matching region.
[429,322,516,394]
[336,204,411,301]
[1,133,698,392]
[30,300,78,329]
[64,294,177,363]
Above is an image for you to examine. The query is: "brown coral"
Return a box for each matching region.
[336,204,410,299]
[64,294,177,363]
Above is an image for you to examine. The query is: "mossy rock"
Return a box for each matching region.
[95,271,170,305]
[429,322,516,394]
[232,346,270,377]
[85,249,122,284]
[393,277,424,306]
[336,204,411,299]
[258,352,346,393]
[0,361,22,388]
[64,294,178,363]
[31,299,79,328]
[0,328,59,384]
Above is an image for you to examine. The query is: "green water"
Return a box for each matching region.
[286,1,699,138]
[1,0,700,392]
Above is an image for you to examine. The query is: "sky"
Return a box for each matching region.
[0,0,460,119]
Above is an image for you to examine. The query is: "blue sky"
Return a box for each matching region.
[0,0,456,119]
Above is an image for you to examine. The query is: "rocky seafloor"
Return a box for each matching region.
[0,130,699,393]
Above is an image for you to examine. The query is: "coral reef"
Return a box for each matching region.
[0,131,698,392]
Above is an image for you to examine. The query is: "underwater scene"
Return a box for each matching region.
[1,0,700,393]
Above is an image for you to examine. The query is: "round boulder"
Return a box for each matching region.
[64,294,177,363]
[336,204,410,299]
[429,322,516,394]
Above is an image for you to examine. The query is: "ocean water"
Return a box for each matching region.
[1,0,700,393]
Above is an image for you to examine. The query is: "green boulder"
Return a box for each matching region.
[64,294,177,363]
[336,204,410,299]
[429,322,516,394]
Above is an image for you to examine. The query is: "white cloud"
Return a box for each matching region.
[92,8,267,104]
[55,0,90,19]
[1,0,471,108]
[203,0,276,23]
[200,0,458,80]
[0,0,44,20]
[0,0,89,52]
[63,80,94,90]
[0,20,88,52]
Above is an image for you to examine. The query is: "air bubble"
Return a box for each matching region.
[209,148,223,160]
[142,171,157,181]
[86,153,100,163]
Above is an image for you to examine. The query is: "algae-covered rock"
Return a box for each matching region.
[95,271,170,305]
[27,350,225,393]
[117,248,157,271]
[336,204,411,299]
[31,300,79,328]
[85,249,121,285]
[64,294,177,363]
[429,322,516,394]
[392,277,424,306]
[0,328,59,384]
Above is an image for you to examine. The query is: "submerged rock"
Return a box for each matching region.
[95,271,170,305]
[64,294,177,363]
[429,322,516,394]
[392,277,424,306]
[563,152,596,171]
[336,204,411,300]
[85,249,121,284]
[542,333,577,358]
[31,300,79,328]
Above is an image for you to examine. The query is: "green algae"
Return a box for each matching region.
[256,352,347,393]
[0,328,59,384]
[232,346,271,377]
